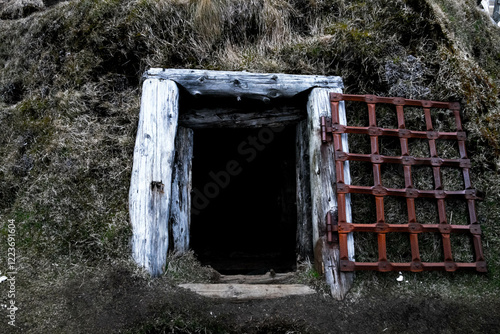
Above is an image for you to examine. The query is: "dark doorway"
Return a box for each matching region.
[190,126,297,275]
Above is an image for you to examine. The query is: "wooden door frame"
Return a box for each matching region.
[129,69,353,299]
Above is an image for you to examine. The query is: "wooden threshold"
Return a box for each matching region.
[217,272,295,284]
[179,283,315,300]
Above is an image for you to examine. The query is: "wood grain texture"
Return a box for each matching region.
[130,78,179,276]
[218,272,294,284]
[169,126,193,254]
[307,88,353,300]
[296,119,313,261]
[178,106,304,128]
[145,68,342,102]
[179,284,315,300]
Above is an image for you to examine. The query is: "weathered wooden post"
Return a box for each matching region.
[169,126,193,253]
[129,78,179,276]
[307,88,354,300]
[494,0,500,23]
[296,119,313,262]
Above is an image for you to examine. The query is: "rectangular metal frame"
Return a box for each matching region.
[323,93,486,272]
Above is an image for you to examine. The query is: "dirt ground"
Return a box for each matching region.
[8,264,498,334]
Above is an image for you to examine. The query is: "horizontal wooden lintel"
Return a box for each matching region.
[179,106,304,128]
[145,68,343,101]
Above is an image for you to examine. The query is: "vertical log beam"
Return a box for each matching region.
[307,88,354,300]
[129,79,179,276]
[296,120,313,261]
[169,126,194,254]
[493,0,500,23]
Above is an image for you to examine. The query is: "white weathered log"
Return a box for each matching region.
[129,79,179,277]
[179,106,304,128]
[296,120,313,261]
[146,68,342,102]
[494,0,500,23]
[338,94,353,238]
[307,88,353,300]
[179,284,315,300]
[169,126,193,254]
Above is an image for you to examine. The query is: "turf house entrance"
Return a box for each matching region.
[129,69,354,298]
[190,126,298,275]
[129,69,486,299]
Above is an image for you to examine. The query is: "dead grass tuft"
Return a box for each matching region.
[164,250,220,284]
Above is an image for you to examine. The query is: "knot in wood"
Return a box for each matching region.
[267,89,280,98]
[151,181,165,193]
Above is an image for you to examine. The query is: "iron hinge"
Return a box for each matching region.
[320,116,333,143]
[326,211,338,244]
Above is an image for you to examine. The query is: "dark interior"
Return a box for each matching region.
[190,126,297,275]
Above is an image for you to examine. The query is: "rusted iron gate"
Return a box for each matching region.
[321,93,486,272]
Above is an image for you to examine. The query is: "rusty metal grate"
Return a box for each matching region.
[322,93,486,272]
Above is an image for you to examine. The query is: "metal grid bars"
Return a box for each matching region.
[322,93,486,272]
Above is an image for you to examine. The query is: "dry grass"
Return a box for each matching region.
[163,250,219,284]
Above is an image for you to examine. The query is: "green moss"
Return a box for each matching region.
[325,22,372,41]
[18,97,49,119]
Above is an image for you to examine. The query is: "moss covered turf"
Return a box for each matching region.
[1,0,500,333]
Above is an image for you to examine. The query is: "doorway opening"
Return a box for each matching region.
[190,126,297,275]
